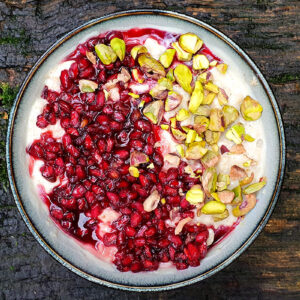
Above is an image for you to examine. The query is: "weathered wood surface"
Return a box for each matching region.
[0,0,299,299]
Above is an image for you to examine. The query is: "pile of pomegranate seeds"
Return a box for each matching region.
[26,29,230,273]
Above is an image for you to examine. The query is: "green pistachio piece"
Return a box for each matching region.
[176,144,185,157]
[131,45,148,59]
[213,209,229,221]
[185,142,208,159]
[193,54,209,70]
[166,68,175,82]
[110,38,126,61]
[161,124,169,130]
[186,185,204,205]
[174,64,193,94]
[189,81,204,113]
[217,174,230,192]
[178,33,203,54]
[197,72,208,83]
[172,42,192,61]
[225,123,245,144]
[194,105,211,117]
[176,108,190,121]
[79,79,98,93]
[201,201,226,215]
[240,96,263,121]
[222,105,239,128]
[138,54,166,79]
[150,77,173,99]
[171,128,187,142]
[158,77,173,90]
[216,63,228,74]
[201,150,220,168]
[202,92,216,105]
[208,108,224,132]
[95,44,117,65]
[186,129,197,144]
[170,117,176,128]
[165,91,182,112]
[143,100,164,124]
[205,82,219,94]
[244,134,255,142]
[159,49,176,68]
[129,166,139,177]
[205,130,221,145]
[217,88,228,106]
[243,180,266,194]
[233,194,257,217]
[231,185,243,205]
[202,167,217,195]
[132,69,144,83]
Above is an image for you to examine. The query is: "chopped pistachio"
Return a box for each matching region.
[147,163,155,169]
[110,37,126,61]
[186,129,197,144]
[150,84,168,100]
[143,100,164,124]
[186,186,204,205]
[210,60,218,67]
[213,209,229,221]
[189,81,204,113]
[165,90,182,112]
[225,123,245,144]
[232,194,257,217]
[211,144,219,152]
[181,126,190,133]
[240,96,263,121]
[174,64,193,93]
[202,92,216,105]
[244,134,255,142]
[95,44,117,65]
[195,134,203,142]
[138,54,166,78]
[243,180,266,194]
[194,105,210,116]
[129,166,139,177]
[176,144,185,157]
[130,151,149,166]
[166,68,175,82]
[201,201,226,215]
[217,174,230,192]
[176,108,190,121]
[194,116,210,131]
[186,142,208,159]
[197,72,208,83]
[211,192,221,201]
[222,105,239,128]
[178,32,203,54]
[170,117,176,128]
[217,190,235,204]
[86,51,97,64]
[201,150,220,168]
[239,172,254,186]
[216,63,228,74]
[205,130,221,145]
[217,88,228,106]
[138,100,145,108]
[131,45,148,59]
[205,82,219,93]
[231,185,243,205]
[79,79,98,93]
[159,48,176,68]
[161,198,166,205]
[128,92,139,99]
[171,128,187,141]
[161,124,169,130]
[132,69,144,83]
[208,108,224,132]
[143,190,160,212]
[193,54,210,70]
[103,89,109,100]
[172,41,192,61]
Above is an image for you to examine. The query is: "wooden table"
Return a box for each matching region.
[0,1,299,299]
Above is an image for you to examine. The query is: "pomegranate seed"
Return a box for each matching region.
[130,212,142,228]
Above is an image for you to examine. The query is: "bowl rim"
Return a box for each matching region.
[6,9,286,292]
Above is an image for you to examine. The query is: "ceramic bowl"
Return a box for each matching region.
[6,10,285,291]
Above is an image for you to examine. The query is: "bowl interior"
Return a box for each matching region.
[8,11,284,291]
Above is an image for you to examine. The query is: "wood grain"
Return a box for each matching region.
[0,1,299,299]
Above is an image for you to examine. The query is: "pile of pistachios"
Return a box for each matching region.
[91,32,267,221]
